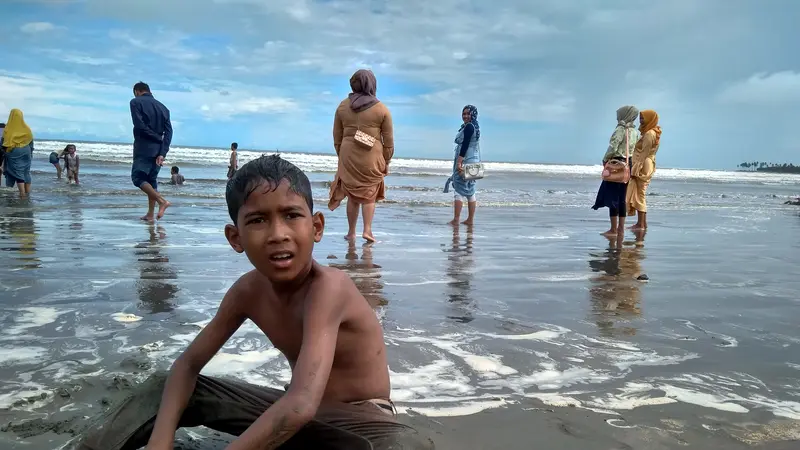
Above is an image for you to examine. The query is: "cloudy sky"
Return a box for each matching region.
[1,0,798,168]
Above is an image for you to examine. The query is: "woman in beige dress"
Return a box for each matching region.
[329,69,394,242]
[626,109,662,230]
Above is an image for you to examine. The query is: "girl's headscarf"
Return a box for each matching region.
[639,109,662,147]
[616,105,639,128]
[348,69,380,113]
[460,104,480,140]
[2,109,33,149]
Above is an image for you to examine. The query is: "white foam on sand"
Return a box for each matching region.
[0,382,50,410]
[0,346,49,365]
[482,325,570,344]
[582,373,800,419]
[395,335,517,379]
[203,348,283,375]
[397,398,511,417]
[487,364,612,392]
[5,307,69,336]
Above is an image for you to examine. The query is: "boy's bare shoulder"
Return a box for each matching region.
[312,263,355,287]
[226,269,268,301]
[310,264,361,301]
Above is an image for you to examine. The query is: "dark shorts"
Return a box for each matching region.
[69,372,434,450]
[49,152,60,165]
[131,156,161,190]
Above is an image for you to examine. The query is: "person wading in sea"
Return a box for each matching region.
[130,81,173,221]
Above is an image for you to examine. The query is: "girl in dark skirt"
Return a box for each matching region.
[593,105,641,236]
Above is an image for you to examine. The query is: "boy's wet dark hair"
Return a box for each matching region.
[231,142,238,150]
[171,166,179,174]
[226,154,313,225]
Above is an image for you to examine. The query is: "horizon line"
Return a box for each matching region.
[36,138,761,172]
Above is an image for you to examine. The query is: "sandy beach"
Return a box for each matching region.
[1,141,799,449]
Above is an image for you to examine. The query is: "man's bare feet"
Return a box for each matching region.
[362,232,376,243]
[156,200,171,220]
[140,215,154,222]
[447,219,459,226]
[629,224,646,231]
[461,220,473,226]
[344,234,356,241]
[602,229,617,237]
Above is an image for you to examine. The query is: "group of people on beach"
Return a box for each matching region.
[328,69,481,242]
[592,105,663,236]
[0,111,82,194]
[6,70,660,450]
[47,143,81,184]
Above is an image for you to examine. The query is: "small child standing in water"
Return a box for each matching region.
[169,166,185,185]
[64,144,80,185]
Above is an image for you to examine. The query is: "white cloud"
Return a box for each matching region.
[109,29,202,62]
[20,22,56,33]
[0,70,298,137]
[717,71,800,105]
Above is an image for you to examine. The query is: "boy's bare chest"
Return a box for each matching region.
[248,303,304,362]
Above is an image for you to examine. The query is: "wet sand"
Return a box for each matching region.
[1,161,800,448]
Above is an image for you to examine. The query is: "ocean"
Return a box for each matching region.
[1,140,799,449]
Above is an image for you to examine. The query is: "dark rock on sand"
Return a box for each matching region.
[637,274,649,281]
[784,198,800,205]
[327,254,338,259]
[1,417,80,439]
[120,354,152,372]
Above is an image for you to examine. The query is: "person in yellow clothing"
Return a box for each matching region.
[627,109,662,230]
[1,109,35,196]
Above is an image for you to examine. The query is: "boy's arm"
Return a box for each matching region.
[147,282,247,447]
[227,273,347,450]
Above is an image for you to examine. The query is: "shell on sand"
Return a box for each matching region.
[111,312,143,323]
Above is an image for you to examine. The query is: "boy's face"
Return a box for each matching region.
[225,179,323,284]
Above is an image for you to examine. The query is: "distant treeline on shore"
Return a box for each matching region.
[738,161,800,174]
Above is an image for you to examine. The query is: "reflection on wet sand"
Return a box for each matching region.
[63,196,84,253]
[444,225,475,324]
[0,199,40,270]
[328,241,386,307]
[134,224,178,313]
[588,230,647,337]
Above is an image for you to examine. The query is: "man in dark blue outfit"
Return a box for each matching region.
[130,81,173,221]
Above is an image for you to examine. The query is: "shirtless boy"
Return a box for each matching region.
[73,155,432,450]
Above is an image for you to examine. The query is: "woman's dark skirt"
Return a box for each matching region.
[49,151,59,165]
[592,180,628,217]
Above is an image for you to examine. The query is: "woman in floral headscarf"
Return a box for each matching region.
[444,105,481,226]
[592,105,640,236]
[627,109,662,230]
[1,109,35,196]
